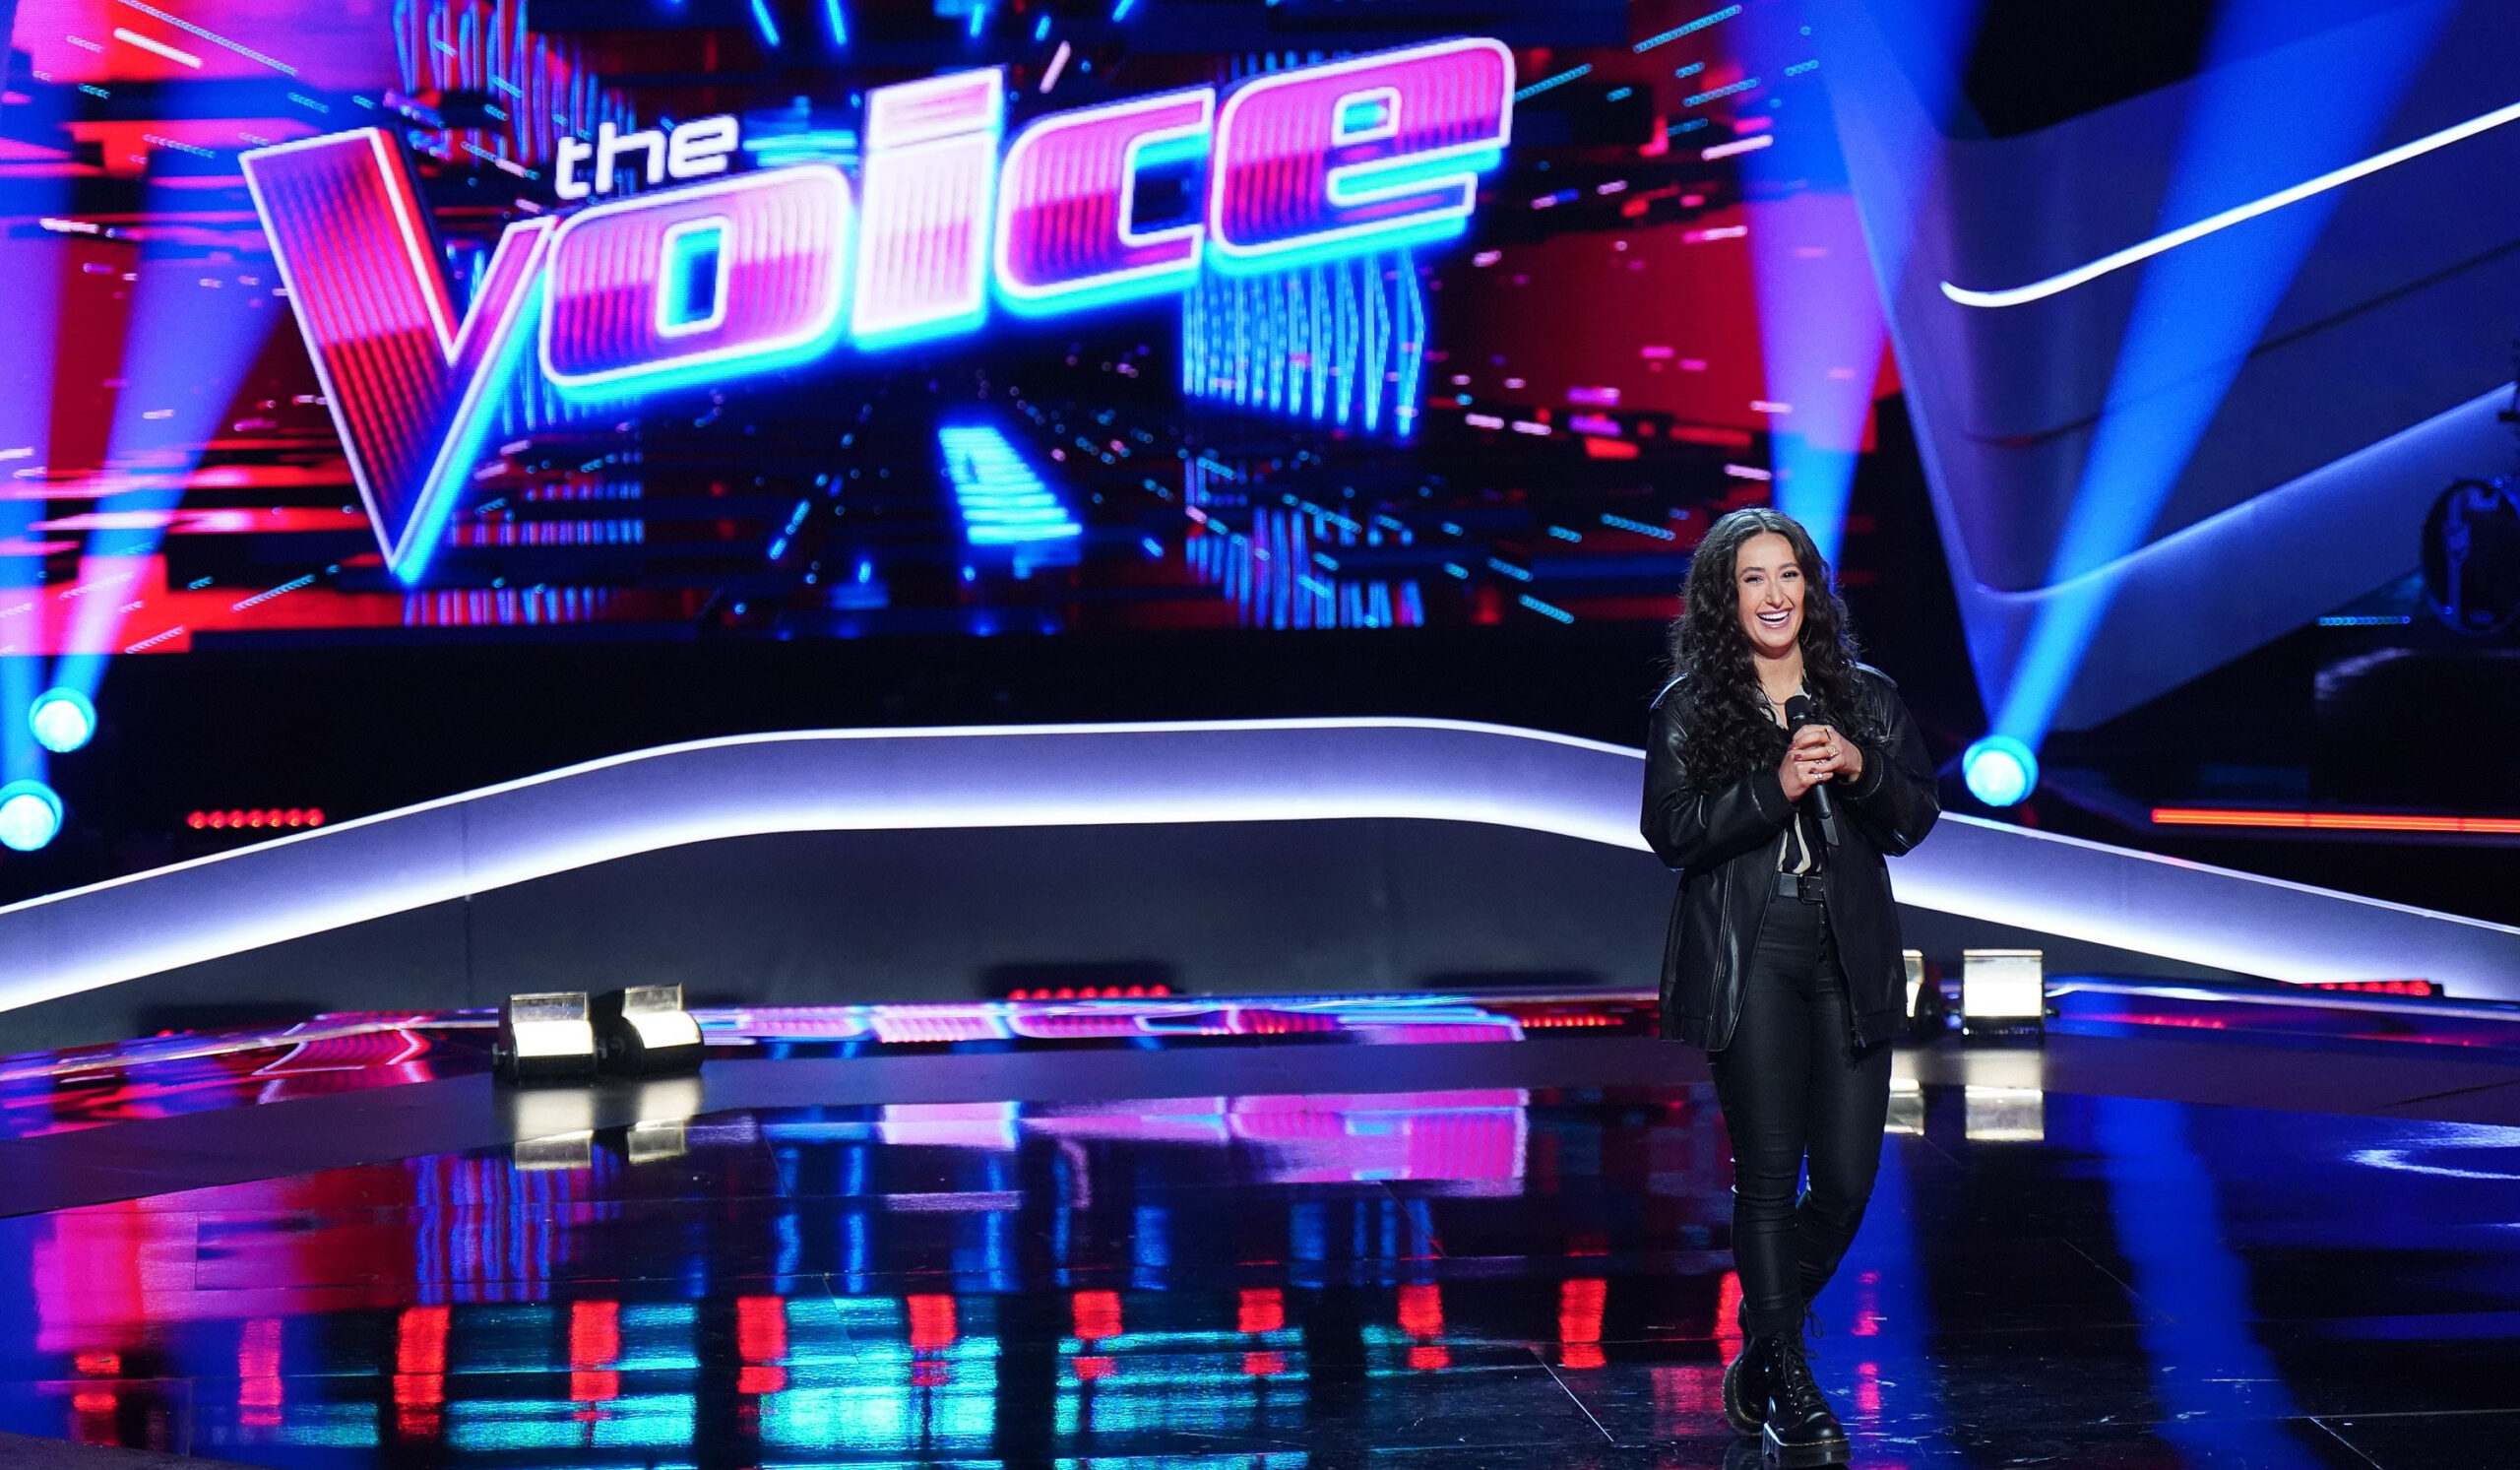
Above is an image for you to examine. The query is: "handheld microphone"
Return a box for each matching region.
[1783,694,1841,847]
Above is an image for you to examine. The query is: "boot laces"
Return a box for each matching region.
[1772,1334,1828,1414]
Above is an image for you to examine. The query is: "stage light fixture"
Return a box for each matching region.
[0,780,63,853]
[1962,735,2039,807]
[1960,948,2046,1034]
[594,984,705,1074]
[29,688,94,754]
[493,991,598,1082]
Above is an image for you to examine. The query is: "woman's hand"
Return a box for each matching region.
[1780,726,1826,800]
[1803,723,1863,785]
[1781,724,1860,799]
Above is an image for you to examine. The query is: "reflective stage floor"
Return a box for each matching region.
[0,985,2514,1469]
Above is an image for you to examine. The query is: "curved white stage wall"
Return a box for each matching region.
[3,718,2514,1010]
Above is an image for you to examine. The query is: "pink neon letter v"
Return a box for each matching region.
[244,129,552,583]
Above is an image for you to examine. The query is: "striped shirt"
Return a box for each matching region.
[1767,687,1820,875]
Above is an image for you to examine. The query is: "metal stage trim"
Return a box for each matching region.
[2,718,2514,1010]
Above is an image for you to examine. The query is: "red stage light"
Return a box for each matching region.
[187,806,327,832]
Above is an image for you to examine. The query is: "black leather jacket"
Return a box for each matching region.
[1641,665,1941,1052]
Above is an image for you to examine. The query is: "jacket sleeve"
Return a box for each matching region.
[1839,678,1941,857]
[1641,691,1793,871]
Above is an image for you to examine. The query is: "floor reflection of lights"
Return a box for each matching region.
[0,1074,2513,1468]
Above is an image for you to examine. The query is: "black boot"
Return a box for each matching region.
[1722,1332,1773,1436]
[1759,1331,1850,1467]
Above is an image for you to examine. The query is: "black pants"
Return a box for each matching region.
[1708,893,1893,1337]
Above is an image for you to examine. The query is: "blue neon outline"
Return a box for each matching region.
[242,132,553,585]
[748,0,783,49]
[259,51,1514,513]
[241,130,446,566]
[1205,216,1468,278]
[657,217,733,338]
[1209,37,1514,270]
[993,88,1215,318]
[822,0,849,46]
[1331,147,1501,206]
[391,221,558,582]
[395,272,547,585]
[542,164,855,399]
[851,303,991,352]
[1335,88,1401,146]
[28,687,95,754]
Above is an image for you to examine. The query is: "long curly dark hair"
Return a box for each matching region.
[1664,507,1881,791]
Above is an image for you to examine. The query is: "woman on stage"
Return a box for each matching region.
[1640,507,1941,1468]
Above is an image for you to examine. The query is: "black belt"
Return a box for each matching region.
[1775,870,1826,903]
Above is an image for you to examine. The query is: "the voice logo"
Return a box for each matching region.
[242,37,1514,582]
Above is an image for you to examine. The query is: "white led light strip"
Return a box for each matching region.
[1,720,2515,1008]
[1941,96,2520,309]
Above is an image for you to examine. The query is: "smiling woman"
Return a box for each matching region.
[1640,505,1942,1465]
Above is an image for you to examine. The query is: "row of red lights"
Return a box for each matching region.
[1005,985,1172,1000]
[188,808,326,831]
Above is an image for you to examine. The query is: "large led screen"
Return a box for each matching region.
[0,0,1885,660]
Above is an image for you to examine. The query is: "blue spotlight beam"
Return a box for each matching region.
[1990,0,2454,751]
[0,660,38,787]
[1735,2,1892,565]
[2095,1098,2326,1470]
[50,210,285,698]
[0,147,74,772]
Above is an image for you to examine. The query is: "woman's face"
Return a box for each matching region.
[1732,530,1805,660]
